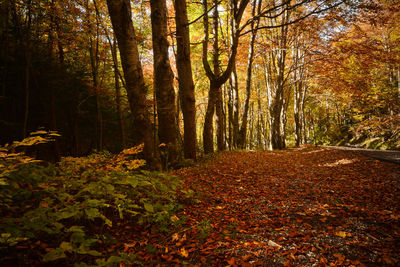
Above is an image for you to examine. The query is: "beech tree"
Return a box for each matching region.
[174,0,197,160]
[106,0,159,168]
[202,0,250,154]
[150,0,178,163]
[237,0,262,149]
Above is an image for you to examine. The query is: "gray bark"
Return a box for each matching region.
[150,0,178,164]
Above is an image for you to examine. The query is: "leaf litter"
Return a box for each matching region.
[122,145,400,266]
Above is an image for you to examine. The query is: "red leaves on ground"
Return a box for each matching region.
[121,146,400,265]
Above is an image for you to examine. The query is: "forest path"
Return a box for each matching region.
[129,146,400,266]
[326,145,400,164]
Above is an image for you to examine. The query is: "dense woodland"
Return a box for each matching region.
[1,0,399,166]
[0,0,400,265]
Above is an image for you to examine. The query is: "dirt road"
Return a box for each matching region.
[326,146,400,164]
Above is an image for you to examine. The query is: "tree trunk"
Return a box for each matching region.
[86,0,103,151]
[1,0,10,97]
[216,83,225,151]
[237,0,260,149]
[203,81,217,154]
[264,3,290,150]
[106,0,159,169]
[174,0,196,159]
[23,1,32,138]
[227,82,233,150]
[201,0,249,153]
[150,0,178,164]
[228,64,239,149]
[111,34,127,148]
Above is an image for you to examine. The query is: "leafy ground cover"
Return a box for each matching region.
[122,146,400,266]
[1,144,400,266]
[0,136,185,266]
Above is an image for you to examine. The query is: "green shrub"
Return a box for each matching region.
[0,135,185,266]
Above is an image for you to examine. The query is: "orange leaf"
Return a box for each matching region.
[180,247,189,257]
[335,231,348,238]
[226,257,235,266]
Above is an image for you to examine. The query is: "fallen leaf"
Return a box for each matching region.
[172,233,179,242]
[180,247,189,257]
[170,215,179,222]
[267,240,282,248]
[226,257,235,265]
[335,231,348,238]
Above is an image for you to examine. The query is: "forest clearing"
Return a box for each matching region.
[1,0,400,265]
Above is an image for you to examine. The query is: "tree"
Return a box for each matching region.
[262,1,291,150]
[202,0,250,154]
[237,0,262,149]
[174,0,197,160]
[106,0,159,168]
[150,0,178,164]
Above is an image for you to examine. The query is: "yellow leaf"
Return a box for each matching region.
[172,233,179,242]
[180,247,189,257]
[335,231,347,238]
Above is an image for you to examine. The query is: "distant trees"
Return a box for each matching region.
[309,0,400,148]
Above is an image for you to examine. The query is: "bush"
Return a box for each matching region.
[0,135,184,266]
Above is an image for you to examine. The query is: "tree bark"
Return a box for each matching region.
[106,0,159,169]
[228,67,239,149]
[111,34,127,149]
[174,0,196,159]
[201,0,249,153]
[211,0,225,152]
[264,3,290,150]
[150,0,178,164]
[203,81,217,154]
[237,0,261,149]
[23,0,32,138]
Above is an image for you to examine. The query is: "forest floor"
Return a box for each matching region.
[122,145,400,266]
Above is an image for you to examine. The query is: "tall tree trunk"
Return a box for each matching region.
[203,81,217,154]
[150,0,178,164]
[293,45,301,147]
[23,0,32,138]
[87,0,103,151]
[227,82,233,149]
[211,0,225,152]
[111,34,127,148]
[265,3,290,150]
[201,0,249,153]
[228,65,239,149]
[106,0,159,169]
[237,0,260,149]
[293,41,308,147]
[1,0,10,97]
[174,0,196,159]
[216,84,225,151]
[47,0,61,161]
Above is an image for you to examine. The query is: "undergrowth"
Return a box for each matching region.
[0,131,188,266]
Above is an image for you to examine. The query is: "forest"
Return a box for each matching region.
[0,0,399,266]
